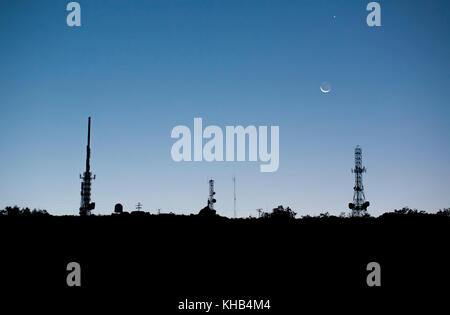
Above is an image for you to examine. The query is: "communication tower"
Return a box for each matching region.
[79,117,95,216]
[208,179,216,210]
[348,145,370,216]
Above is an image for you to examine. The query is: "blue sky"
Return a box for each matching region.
[0,0,449,216]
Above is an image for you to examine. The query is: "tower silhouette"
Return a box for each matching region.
[348,145,369,216]
[208,179,216,210]
[79,117,95,216]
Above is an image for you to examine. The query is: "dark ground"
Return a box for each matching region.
[0,214,448,313]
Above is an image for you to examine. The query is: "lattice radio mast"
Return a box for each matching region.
[348,145,370,216]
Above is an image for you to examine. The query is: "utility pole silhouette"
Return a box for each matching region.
[79,117,95,216]
[136,202,143,211]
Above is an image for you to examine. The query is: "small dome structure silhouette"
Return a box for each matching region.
[114,203,123,214]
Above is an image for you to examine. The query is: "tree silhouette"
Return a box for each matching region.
[0,206,49,216]
[261,205,297,219]
[436,208,450,217]
[4,206,21,216]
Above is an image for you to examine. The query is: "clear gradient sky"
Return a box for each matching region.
[0,0,449,216]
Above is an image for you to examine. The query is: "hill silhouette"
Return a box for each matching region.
[0,205,448,312]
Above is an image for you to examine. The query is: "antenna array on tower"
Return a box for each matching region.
[208,179,216,210]
[348,145,370,216]
[79,117,96,216]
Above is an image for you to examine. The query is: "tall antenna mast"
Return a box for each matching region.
[208,179,216,210]
[348,145,369,216]
[79,117,96,216]
[233,176,236,218]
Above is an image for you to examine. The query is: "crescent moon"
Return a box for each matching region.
[320,86,331,93]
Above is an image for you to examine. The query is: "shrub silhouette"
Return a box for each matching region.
[0,206,49,216]
[4,206,21,216]
[436,208,450,217]
[261,205,297,219]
